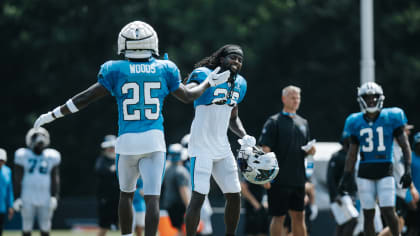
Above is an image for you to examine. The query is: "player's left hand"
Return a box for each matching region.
[50,197,58,211]
[238,135,256,148]
[34,112,55,128]
[400,170,412,189]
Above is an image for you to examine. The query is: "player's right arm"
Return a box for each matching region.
[171,67,230,103]
[34,83,109,128]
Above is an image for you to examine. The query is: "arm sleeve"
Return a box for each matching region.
[258,118,277,148]
[165,61,181,92]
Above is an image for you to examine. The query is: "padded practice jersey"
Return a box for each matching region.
[98,58,181,155]
[343,107,407,179]
[186,67,247,159]
[14,148,61,206]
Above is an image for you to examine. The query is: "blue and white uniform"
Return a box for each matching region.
[343,107,407,209]
[14,148,61,232]
[98,58,181,194]
[187,67,247,194]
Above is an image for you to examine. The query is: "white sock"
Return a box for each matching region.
[122,234,133,236]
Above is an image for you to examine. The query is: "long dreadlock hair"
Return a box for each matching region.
[182,44,242,84]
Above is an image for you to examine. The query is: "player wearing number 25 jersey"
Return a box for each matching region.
[339,82,412,236]
[32,21,231,236]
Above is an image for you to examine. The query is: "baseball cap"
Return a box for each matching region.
[0,148,7,162]
[414,132,420,145]
[101,135,116,149]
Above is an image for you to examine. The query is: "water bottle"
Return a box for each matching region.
[305,154,314,179]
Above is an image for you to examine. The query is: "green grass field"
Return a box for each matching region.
[3,230,122,236]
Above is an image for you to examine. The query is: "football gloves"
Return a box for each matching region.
[34,112,55,129]
[238,135,256,148]
[13,198,22,212]
[207,67,231,87]
[400,169,412,189]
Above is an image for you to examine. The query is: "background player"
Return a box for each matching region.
[32,21,230,236]
[183,44,256,236]
[95,135,119,235]
[338,82,412,236]
[13,127,60,236]
[0,148,14,236]
[133,177,145,236]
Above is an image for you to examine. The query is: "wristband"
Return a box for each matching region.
[53,106,64,118]
[66,99,79,113]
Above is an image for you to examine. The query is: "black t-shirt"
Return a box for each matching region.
[327,149,357,201]
[94,155,119,201]
[258,112,310,187]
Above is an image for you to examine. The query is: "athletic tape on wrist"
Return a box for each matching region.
[53,106,64,118]
[66,99,79,113]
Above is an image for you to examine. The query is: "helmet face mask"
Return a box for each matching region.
[238,147,279,185]
[357,82,385,114]
[25,127,50,151]
[117,21,159,59]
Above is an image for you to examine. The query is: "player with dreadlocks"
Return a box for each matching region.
[183,44,256,236]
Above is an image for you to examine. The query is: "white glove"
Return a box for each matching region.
[309,204,318,221]
[50,197,58,211]
[207,67,231,87]
[13,198,22,212]
[34,112,55,128]
[238,135,256,148]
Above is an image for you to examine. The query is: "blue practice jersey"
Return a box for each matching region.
[98,58,181,136]
[187,67,247,108]
[343,107,407,164]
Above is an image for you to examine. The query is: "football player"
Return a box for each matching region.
[338,82,412,236]
[13,127,60,236]
[32,21,230,236]
[183,44,256,236]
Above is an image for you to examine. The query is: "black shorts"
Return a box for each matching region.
[97,198,119,229]
[167,203,186,229]
[406,201,420,228]
[267,186,305,216]
[244,207,270,234]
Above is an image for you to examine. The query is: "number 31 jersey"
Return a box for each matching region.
[186,67,247,159]
[98,58,181,155]
[14,148,61,205]
[343,107,407,166]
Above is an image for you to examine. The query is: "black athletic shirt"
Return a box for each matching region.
[258,112,310,187]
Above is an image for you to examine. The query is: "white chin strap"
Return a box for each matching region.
[124,50,152,59]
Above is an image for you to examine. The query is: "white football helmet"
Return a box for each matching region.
[25,127,50,149]
[238,146,279,185]
[357,82,385,113]
[168,143,187,162]
[117,21,159,58]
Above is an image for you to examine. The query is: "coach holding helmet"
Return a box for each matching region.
[258,85,315,236]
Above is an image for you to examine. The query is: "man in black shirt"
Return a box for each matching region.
[327,137,357,236]
[258,85,315,236]
[95,135,119,236]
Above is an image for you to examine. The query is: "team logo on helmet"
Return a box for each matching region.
[117,21,159,58]
[357,82,385,114]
